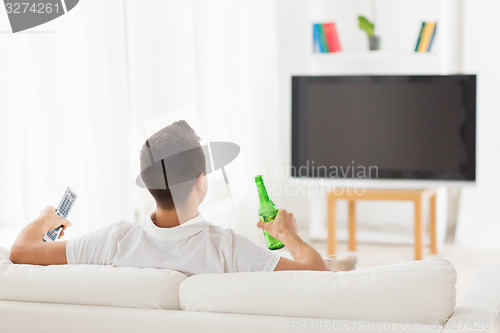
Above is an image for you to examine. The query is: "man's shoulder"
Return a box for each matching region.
[112,220,140,232]
[113,220,137,227]
[200,223,238,242]
[205,222,235,234]
[93,220,139,238]
[204,224,256,245]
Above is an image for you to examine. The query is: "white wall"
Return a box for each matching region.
[455,0,500,249]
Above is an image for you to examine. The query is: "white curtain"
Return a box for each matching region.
[0,0,136,243]
[0,0,280,246]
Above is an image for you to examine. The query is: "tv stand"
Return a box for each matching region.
[327,188,437,260]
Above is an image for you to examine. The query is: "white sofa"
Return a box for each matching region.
[0,246,499,333]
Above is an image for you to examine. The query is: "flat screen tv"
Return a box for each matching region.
[291,75,476,181]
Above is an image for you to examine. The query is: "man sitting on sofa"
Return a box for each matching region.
[9,121,355,275]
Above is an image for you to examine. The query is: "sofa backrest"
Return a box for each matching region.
[179,258,457,324]
[0,247,457,323]
[0,248,187,310]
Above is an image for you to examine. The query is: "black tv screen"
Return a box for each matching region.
[291,75,476,181]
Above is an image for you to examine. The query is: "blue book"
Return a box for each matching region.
[415,22,425,52]
[313,24,322,53]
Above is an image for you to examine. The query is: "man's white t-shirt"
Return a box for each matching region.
[66,213,281,276]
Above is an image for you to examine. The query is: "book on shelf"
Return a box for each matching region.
[323,23,342,53]
[313,22,342,53]
[313,24,322,53]
[318,24,329,52]
[415,21,437,52]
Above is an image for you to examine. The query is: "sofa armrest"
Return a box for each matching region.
[443,266,500,333]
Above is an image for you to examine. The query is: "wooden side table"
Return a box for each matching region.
[327,189,437,260]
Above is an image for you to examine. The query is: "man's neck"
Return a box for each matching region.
[152,206,199,228]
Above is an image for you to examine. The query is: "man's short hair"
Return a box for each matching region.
[139,120,206,210]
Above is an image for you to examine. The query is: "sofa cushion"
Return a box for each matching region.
[0,248,187,309]
[179,258,456,324]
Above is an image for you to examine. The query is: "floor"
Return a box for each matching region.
[302,239,500,304]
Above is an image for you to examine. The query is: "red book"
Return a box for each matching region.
[323,22,342,52]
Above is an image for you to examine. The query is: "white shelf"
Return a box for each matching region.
[310,51,439,59]
[306,51,443,75]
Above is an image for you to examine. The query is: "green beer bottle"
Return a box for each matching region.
[255,175,285,250]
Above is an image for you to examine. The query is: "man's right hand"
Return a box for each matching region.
[256,209,298,243]
[257,209,330,272]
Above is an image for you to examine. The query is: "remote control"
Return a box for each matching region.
[43,187,77,242]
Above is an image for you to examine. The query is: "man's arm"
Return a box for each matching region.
[10,206,71,265]
[256,209,329,272]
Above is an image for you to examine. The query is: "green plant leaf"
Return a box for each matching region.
[358,15,374,36]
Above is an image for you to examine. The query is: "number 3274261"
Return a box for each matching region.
[5,2,61,14]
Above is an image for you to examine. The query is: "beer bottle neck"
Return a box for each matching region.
[256,182,270,204]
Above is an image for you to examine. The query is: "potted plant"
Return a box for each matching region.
[358,15,380,51]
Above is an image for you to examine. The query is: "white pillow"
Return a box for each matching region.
[179,258,456,324]
[0,256,187,309]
